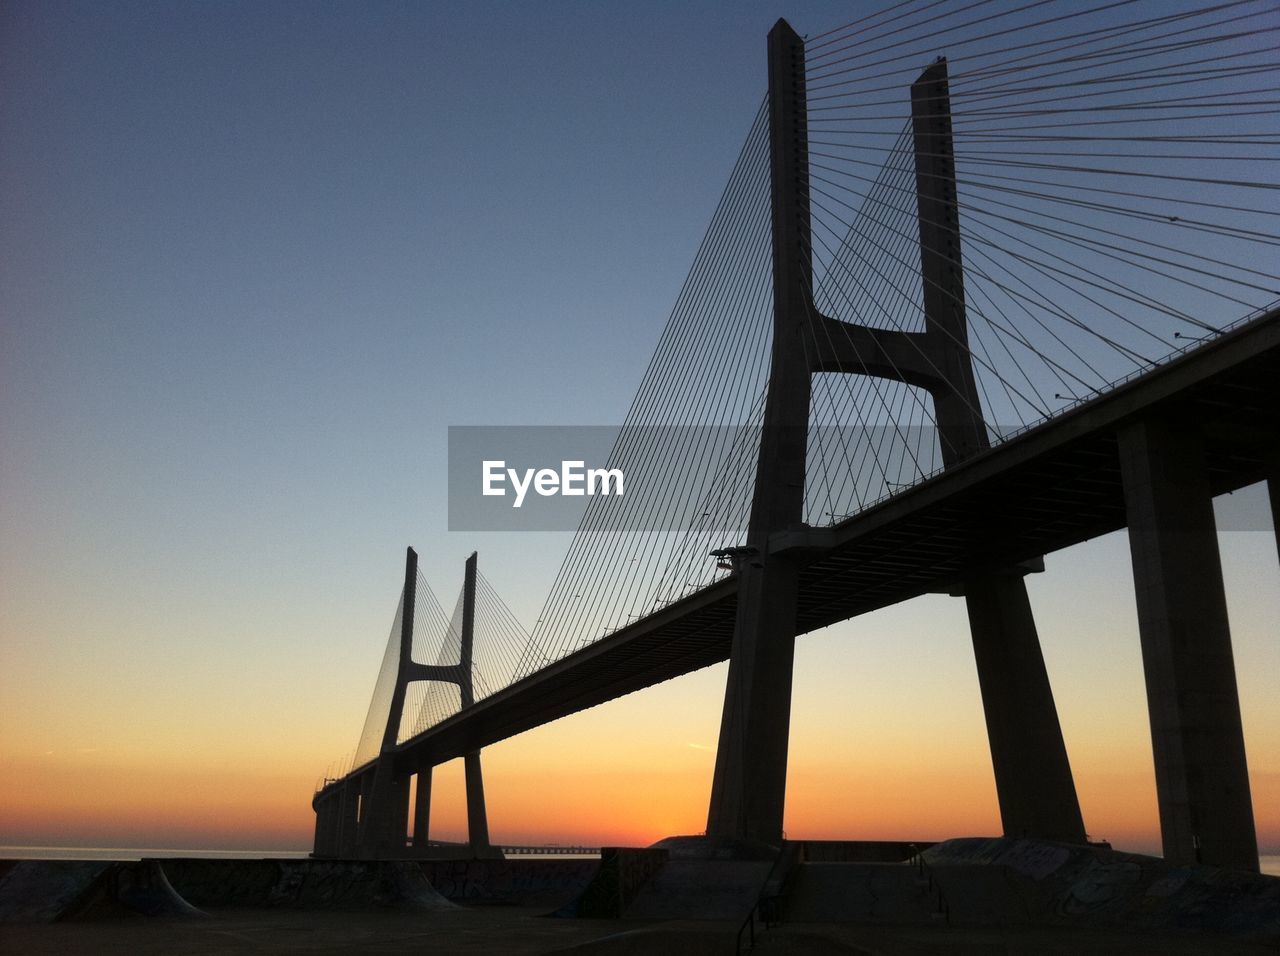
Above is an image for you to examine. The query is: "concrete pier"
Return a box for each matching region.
[705,19,810,847]
[911,57,1085,846]
[1119,416,1258,871]
[965,571,1087,842]
[412,766,432,848]
[464,751,492,853]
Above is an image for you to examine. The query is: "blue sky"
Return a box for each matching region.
[2,1,862,605]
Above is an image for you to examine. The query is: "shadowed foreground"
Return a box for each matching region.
[3,908,1278,956]
[2,843,1278,955]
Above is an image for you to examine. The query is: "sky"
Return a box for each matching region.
[1,0,1277,857]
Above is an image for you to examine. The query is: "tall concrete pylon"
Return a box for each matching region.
[706,19,813,847]
[706,26,1085,845]
[357,546,419,857]
[1119,418,1258,871]
[355,548,494,858]
[906,58,1085,844]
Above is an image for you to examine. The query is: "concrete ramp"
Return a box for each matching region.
[781,860,1036,927]
[924,837,1280,942]
[164,859,456,911]
[931,862,1034,925]
[623,860,773,921]
[159,859,285,907]
[289,860,454,911]
[557,848,669,918]
[0,861,112,923]
[422,858,598,907]
[549,921,737,954]
[557,845,772,920]
[782,862,937,924]
[0,860,206,923]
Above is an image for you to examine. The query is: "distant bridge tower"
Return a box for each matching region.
[312,548,496,859]
[706,21,1085,846]
[407,551,497,859]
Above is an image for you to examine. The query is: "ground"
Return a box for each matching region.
[2,906,1275,955]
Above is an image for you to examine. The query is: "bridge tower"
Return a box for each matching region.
[706,22,1085,846]
[408,550,496,858]
[356,547,420,857]
[350,548,495,859]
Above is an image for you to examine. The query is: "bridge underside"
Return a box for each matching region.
[796,321,1278,632]
[331,311,1277,782]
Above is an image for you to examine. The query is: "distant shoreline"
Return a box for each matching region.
[2,845,1276,875]
[0,845,602,862]
[0,846,310,861]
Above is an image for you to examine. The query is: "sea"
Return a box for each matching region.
[0,846,600,862]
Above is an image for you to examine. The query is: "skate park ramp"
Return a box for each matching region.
[420,857,598,907]
[163,858,456,911]
[0,860,206,923]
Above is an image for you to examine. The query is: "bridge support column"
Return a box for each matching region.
[911,57,1085,845]
[355,771,374,849]
[323,793,343,857]
[456,553,499,857]
[465,751,492,852]
[360,756,411,858]
[707,557,801,844]
[329,795,343,856]
[1119,416,1258,871]
[338,777,360,858]
[965,571,1086,841]
[706,19,810,847]
[311,797,326,857]
[322,797,337,857]
[312,793,335,858]
[412,765,432,847]
[355,547,419,858]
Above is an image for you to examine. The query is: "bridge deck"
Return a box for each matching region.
[321,310,1278,791]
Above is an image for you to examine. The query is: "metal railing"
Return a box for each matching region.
[908,843,950,924]
[736,840,804,953]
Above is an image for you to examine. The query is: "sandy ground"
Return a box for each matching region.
[2,907,1276,956]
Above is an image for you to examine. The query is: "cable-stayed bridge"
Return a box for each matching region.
[313,1,1279,873]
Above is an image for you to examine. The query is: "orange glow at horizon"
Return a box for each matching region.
[3,754,311,850]
[4,733,1279,854]
[3,532,1278,857]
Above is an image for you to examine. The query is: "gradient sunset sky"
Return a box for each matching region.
[2,0,1277,856]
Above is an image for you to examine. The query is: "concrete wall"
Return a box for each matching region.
[925,837,1280,940]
